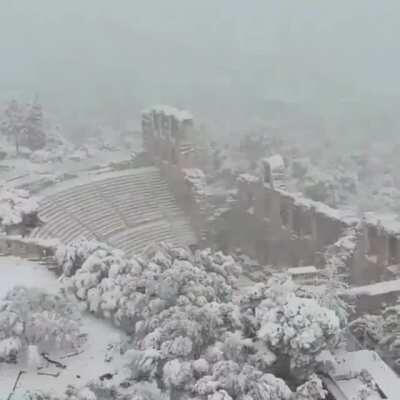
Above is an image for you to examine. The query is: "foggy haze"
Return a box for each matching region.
[2,0,400,132]
[3,3,400,398]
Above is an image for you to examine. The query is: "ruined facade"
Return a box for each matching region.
[230,164,400,284]
[222,169,352,269]
[142,106,209,244]
[141,105,208,170]
[143,105,400,286]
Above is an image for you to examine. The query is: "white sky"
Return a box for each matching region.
[1,1,400,123]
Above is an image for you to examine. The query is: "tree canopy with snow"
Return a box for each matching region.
[1,98,47,153]
[349,304,400,374]
[0,286,84,364]
[41,240,344,399]
[0,186,39,233]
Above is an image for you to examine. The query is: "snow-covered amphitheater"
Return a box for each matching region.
[30,167,197,255]
[2,103,400,399]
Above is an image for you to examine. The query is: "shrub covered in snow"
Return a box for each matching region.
[294,374,327,400]
[55,238,117,277]
[193,362,292,400]
[64,243,241,334]
[54,240,344,399]
[0,286,83,363]
[29,126,73,164]
[0,186,39,233]
[349,305,400,373]
[240,277,341,379]
[24,380,167,400]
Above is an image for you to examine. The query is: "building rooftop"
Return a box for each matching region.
[288,266,318,275]
[349,278,400,297]
[323,350,400,400]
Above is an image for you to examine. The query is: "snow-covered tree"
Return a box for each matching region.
[54,241,346,399]
[60,244,261,397]
[256,293,340,379]
[349,314,384,347]
[1,99,26,153]
[23,380,169,400]
[55,238,116,277]
[294,374,327,400]
[0,186,40,234]
[349,305,400,372]
[300,168,337,206]
[239,276,341,380]
[1,98,48,153]
[193,362,292,400]
[23,99,47,151]
[0,286,83,363]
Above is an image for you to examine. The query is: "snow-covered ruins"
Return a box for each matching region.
[0,97,399,400]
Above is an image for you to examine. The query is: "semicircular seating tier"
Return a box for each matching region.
[30,167,197,255]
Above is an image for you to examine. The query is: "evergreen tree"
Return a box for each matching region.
[1,98,47,153]
[24,98,46,150]
[0,99,25,153]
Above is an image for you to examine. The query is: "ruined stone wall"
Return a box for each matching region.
[143,106,353,269]
[142,105,197,169]
[225,163,400,283]
[232,173,348,267]
[352,221,400,284]
[142,105,400,284]
[142,106,207,243]
[352,291,399,315]
[0,235,57,260]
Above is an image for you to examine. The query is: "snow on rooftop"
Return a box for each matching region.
[349,278,400,297]
[288,266,318,275]
[330,350,400,400]
[333,378,382,400]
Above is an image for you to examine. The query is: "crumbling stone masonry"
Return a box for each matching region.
[142,105,400,284]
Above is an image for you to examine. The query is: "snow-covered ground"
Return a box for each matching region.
[0,256,126,398]
[0,133,143,195]
[0,256,58,298]
[0,148,130,184]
